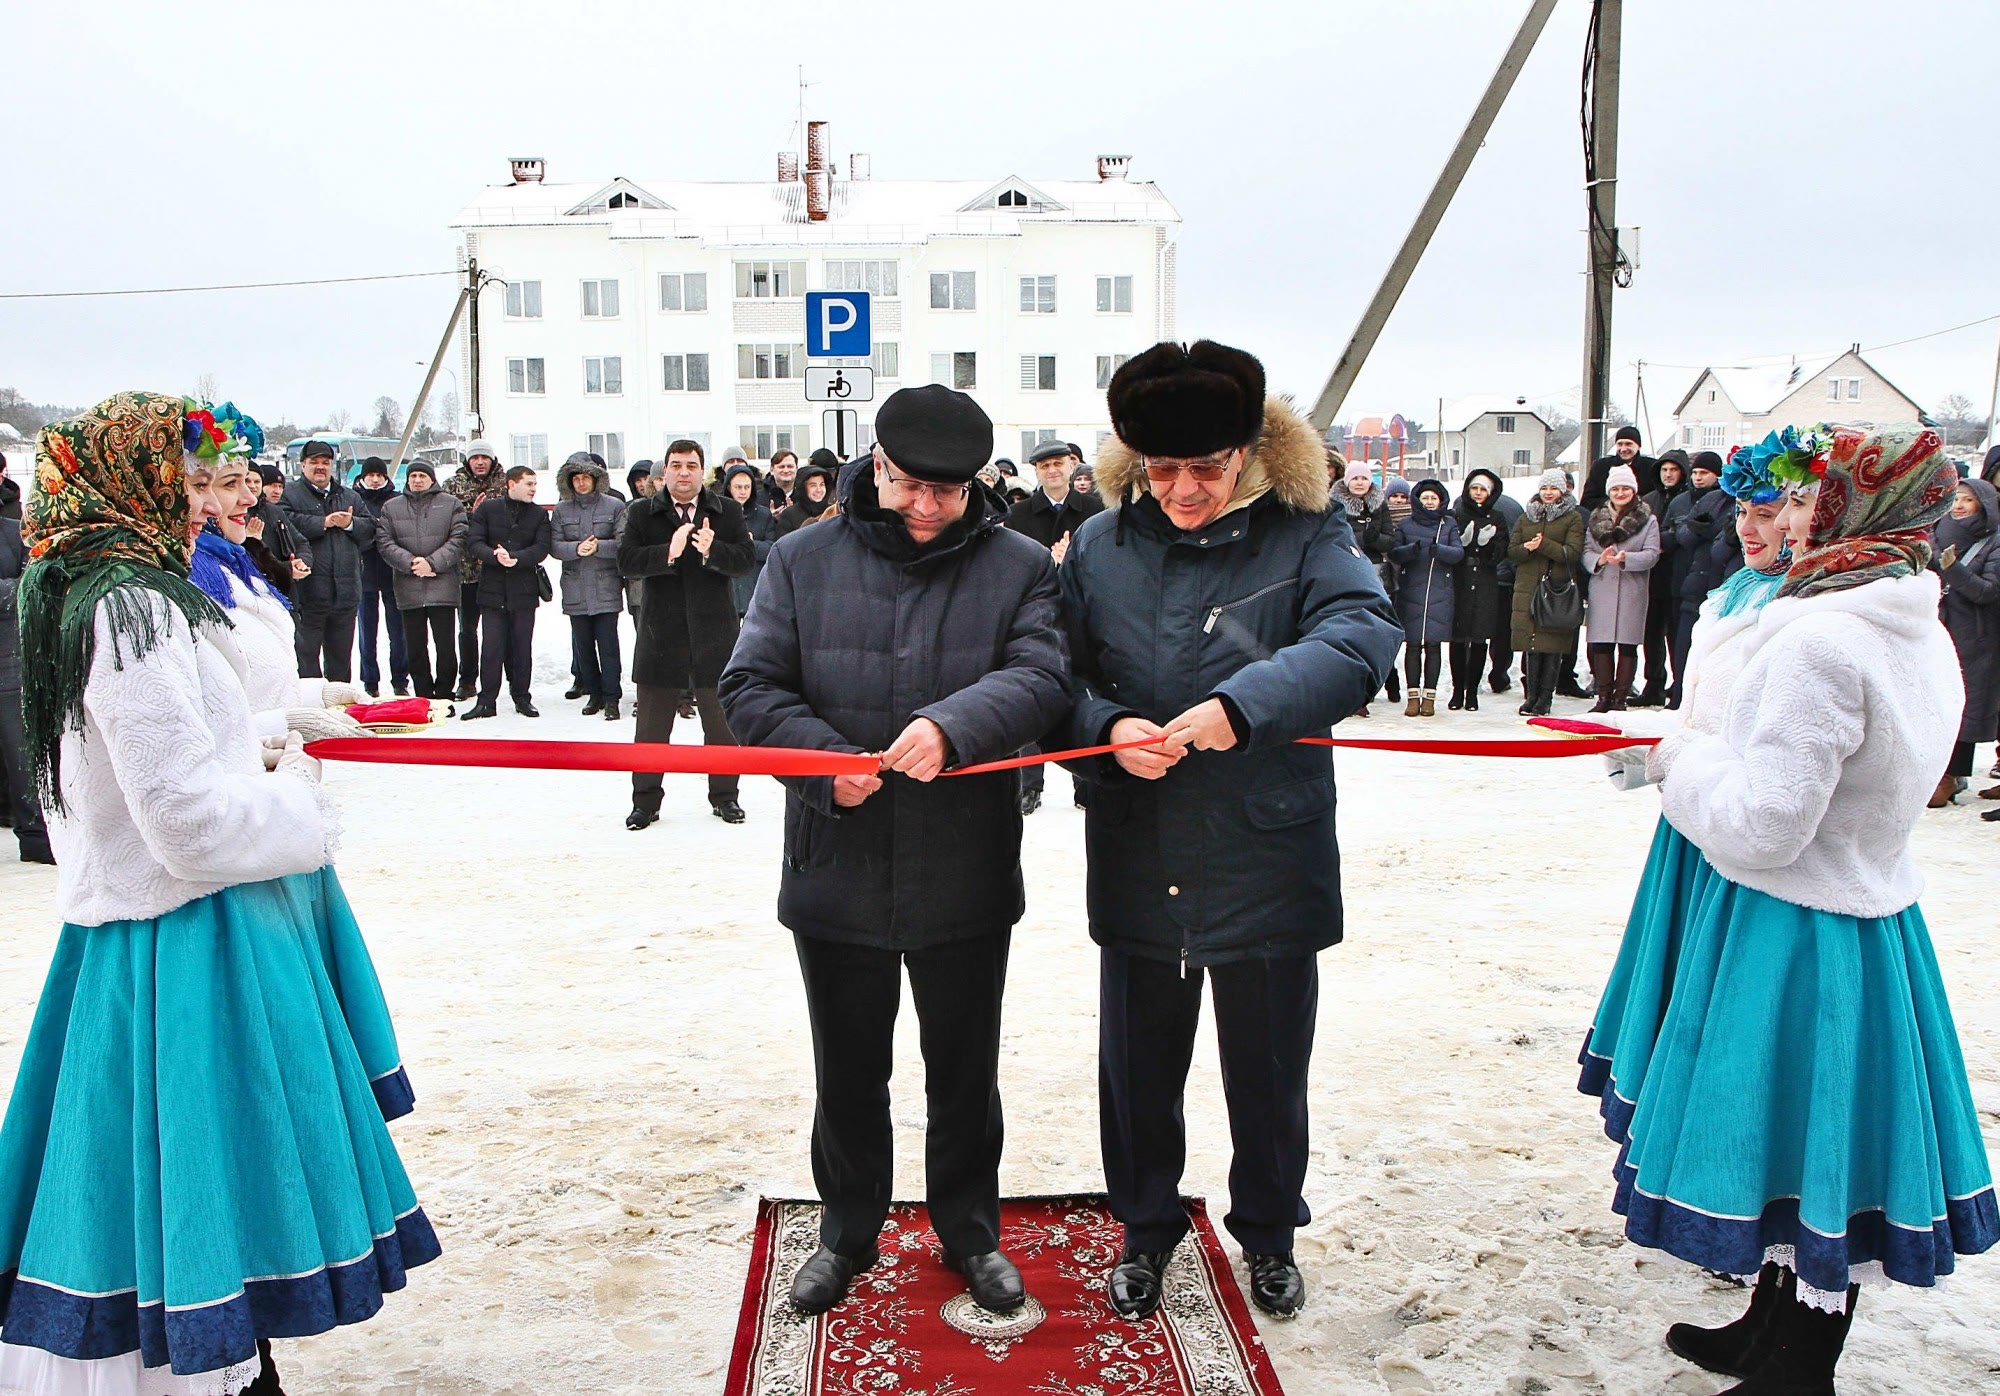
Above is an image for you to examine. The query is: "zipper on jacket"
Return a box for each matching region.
[1202,575,1299,633]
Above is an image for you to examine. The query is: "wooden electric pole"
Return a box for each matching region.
[464,258,484,435]
[1580,0,1625,465]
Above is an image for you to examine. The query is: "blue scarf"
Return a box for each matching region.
[1714,555,1790,617]
[191,526,291,612]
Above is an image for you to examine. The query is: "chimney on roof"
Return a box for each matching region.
[805,121,830,222]
[849,153,871,181]
[1851,342,1861,354]
[1096,155,1131,181]
[777,151,800,183]
[510,157,545,184]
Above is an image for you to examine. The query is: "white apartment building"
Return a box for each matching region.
[449,144,1180,483]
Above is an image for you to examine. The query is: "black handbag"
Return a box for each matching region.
[1531,566,1582,631]
[535,565,553,603]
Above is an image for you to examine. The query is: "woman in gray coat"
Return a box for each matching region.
[374,461,469,700]
[551,454,629,718]
[1581,463,1661,711]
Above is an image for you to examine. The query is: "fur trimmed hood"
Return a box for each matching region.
[556,456,612,503]
[1094,396,1331,518]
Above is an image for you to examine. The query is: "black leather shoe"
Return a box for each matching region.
[1019,789,1042,816]
[581,697,604,716]
[604,701,621,721]
[462,702,497,721]
[515,700,540,717]
[712,798,746,824]
[944,1249,1025,1313]
[1246,1251,1304,1318]
[791,1243,877,1315]
[625,808,657,832]
[1489,672,1511,693]
[564,685,586,700]
[392,681,411,697]
[1107,1248,1172,1320]
[454,682,477,701]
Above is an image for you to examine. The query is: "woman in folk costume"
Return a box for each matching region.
[0,393,438,1395]
[1580,424,1994,1393]
[183,414,416,1125]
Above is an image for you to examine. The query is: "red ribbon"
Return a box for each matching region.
[308,731,1656,778]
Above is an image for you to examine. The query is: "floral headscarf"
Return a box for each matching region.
[1775,423,1956,600]
[18,390,227,810]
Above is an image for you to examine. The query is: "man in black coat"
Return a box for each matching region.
[1,513,53,863]
[284,439,377,681]
[1061,341,1399,1323]
[620,439,755,826]
[351,456,411,697]
[1579,423,1660,511]
[721,385,1071,1319]
[461,464,552,719]
[1665,450,1736,708]
[244,462,303,598]
[1002,438,1103,813]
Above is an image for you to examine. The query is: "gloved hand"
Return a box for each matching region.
[1476,523,1497,546]
[1604,746,1654,791]
[318,680,366,708]
[260,733,287,771]
[273,732,322,782]
[283,707,373,743]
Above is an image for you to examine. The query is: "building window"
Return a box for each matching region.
[1019,275,1056,314]
[508,434,549,470]
[661,353,710,392]
[1095,354,1132,390]
[659,272,708,312]
[825,260,898,297]
[1512,449,1532,467]
[929,271,976,310]
[583,356,623,395]
[1682,425,1696,445]
[736,260,805,298]
[580,278,620,318]
[929,352,977,390]
[997,189,1029,208]
[1020,355,1056,391]
[1496,415,1516,434]
[1096,275,1133,313]
[662,430,711,460]
[740,424,809,461]
[1847,378,1862,401]
[1703,424,1726,448]
[1021,428,1058,458]
[1827,378,1842,402]
[506,357,545,395]
[737,343,805,380]
[870,343,900,379]
[1451,448,1463,467]
[504,280,542,318]
[1706,389,1716,403]
[588,433,625,468]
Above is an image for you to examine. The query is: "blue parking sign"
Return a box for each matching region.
[805,291,871,358]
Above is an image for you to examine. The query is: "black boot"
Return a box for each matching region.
[1612,650,1638,711]
[1667,1263,1788,1378]
[1717,1287,1857,1395]
[1588,649,1617,713]
[243,1339,284,1395]
[1464,687,1479,712]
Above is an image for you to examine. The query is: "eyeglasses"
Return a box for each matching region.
[881,461,969,505]
[1142,448,1239,482]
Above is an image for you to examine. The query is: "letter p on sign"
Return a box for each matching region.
[805,291,871,358]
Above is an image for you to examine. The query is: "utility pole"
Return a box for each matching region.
[1580,0,1626,465]
[465,258,483,435]
[1308,0,1561,434]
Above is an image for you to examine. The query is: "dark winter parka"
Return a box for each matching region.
[1389,481,1465,644]
[351,480,400,590]
[773,466,837,536]
[1364,480,1414,602]
[1508,493,1585,654]
[282,475,377,613]
[445,461,508,583]
[1675,484,1742,611]
[721,463,779,616]
[1005,484,1103,550]
[1060,399,1401,968]
[374,480,468,610]
[720,462,1071,952]
[468,495,552,611]
[0,516,24,692]
[1644,475,1690,610]
[620,485,754,688]
[1452,469,1512,645]
[1936,477,2000,743]
[550,458,628,616]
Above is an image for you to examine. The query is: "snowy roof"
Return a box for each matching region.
[1439,396,1548,432]
[1556,434,1581,465]
[1670,355,1841,418]
[451,174,1180,243]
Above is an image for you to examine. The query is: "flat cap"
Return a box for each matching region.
[873,384,992,483]
[1027,438,1078,465]
[298,439,336,460]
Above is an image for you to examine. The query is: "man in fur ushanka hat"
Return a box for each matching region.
[1056,341,1400,1321]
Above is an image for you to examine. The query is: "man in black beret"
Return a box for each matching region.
[1058,340,1399,1321]
[721,384,1071,1318]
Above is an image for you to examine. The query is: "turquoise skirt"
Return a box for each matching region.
[0,878,439,1377]
[1581,828,1997,1294]
[277,867,414,1121]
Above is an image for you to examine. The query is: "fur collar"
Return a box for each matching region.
[1588,498,1652,544]
[1094,396,1330,517]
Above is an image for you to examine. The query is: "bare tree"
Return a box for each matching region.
[193,372,220,403]
[435,390,461,440]
[1539,405,1581,460]
[370,396,404,439]
[324,408,352,432]
[1933,393,1989,448]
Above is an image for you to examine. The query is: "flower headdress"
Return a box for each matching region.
[181,398,266,461]
[1729,423,1832,501]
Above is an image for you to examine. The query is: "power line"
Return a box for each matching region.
[1632,312,2000,374]
[0,269,457,301]
[1864,312,2000,353]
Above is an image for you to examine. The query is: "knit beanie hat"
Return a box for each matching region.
[1606,464,1639,492]
[1615,424,1642,444]
[1344,458,1373,485]
[1538,467,1569,492]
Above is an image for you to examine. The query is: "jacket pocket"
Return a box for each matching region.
[1202,576,1300,633]
[1243,775,1335,831]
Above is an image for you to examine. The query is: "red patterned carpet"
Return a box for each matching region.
[726,1194,1286,1395]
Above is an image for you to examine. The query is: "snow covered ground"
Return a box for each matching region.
[1,673,1995,1394]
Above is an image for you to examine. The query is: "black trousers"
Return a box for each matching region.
[401,606,458,699]
[0,690,51,856]
[1669,607,1698,708]
[1640,596,1673,696]
[293,606,357,682]
[1450,640,1491,696]
[456,582,482,691]
[1947,740,1977,779]
[357,583,409,691]
[478,607,536,705]
[631,683,736,810]
[1100,944,1317,1256]
[794,930,1010,1259]
[569,612,623,700]
[1490,587,1515,682]
[1402,640,1442,688]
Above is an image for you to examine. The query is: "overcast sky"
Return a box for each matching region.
[6,0,1995,441]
